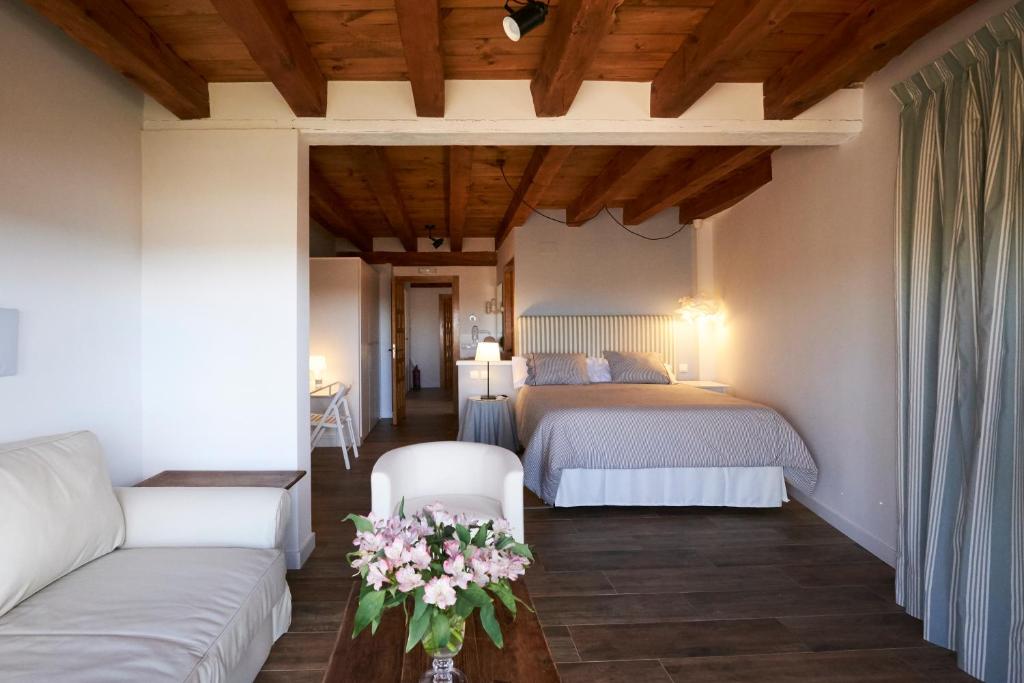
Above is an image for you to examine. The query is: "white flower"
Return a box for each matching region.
[409,540,432,569]
[423,576,458,609]
[395,566,425,593]
[366,560,390,591]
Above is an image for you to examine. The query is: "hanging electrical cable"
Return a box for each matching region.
[497,160,690,241]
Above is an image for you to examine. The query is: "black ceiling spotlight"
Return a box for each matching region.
[426,224,444,249]
[503,0,548,42]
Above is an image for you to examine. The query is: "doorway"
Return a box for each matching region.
[392,276,459,425]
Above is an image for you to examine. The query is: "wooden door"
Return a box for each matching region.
[439,293,454,392]
[391,281,407,424]
[502,259,515,356]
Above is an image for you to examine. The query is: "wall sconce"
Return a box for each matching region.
[309,355,327,387]
[676,296,721,323]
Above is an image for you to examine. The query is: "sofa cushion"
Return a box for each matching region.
[0,431,125,618]
[0,547,289,682]
[406,493,504,524]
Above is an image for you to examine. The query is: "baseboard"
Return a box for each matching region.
[286,531,316,570]
[789,489,897,567]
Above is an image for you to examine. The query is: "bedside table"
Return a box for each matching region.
[458,395,519,451]
[681,380,734,395]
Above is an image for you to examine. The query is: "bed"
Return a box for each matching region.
[517,382,818,508]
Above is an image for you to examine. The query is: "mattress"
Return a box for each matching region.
[516,383,817,505]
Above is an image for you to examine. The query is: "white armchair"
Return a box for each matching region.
[371,441,525,542]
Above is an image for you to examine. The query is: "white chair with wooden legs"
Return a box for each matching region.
[310,382,360,468]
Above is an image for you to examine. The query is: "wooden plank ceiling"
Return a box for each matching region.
[27,0,977,119]
[311,144,776,252]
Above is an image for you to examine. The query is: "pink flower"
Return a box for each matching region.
[383,538,410,565]
[409,540,432,570]
[395,566,425,593]
[366,560,390,591]
[443,554,474,589]
[443,539,462,558]
[356,531,385,552]
[423,576,458,609]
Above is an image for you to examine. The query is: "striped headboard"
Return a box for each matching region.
[517,315,676,367]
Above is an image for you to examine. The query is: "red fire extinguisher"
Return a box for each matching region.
[412,364,421,391]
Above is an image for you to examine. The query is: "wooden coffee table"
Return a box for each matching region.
[135,470,306,489]
[323,580,560,682]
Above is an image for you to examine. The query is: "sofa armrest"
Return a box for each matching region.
[114,487,290,550]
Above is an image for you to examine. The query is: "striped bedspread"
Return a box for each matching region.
[517,383,818,504]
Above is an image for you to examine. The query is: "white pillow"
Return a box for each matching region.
[512,355,528,388]
[587,356,612,383]
[664,363,678,384]
[0,431,125,618]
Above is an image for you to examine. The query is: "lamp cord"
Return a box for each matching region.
[497,160,688,241]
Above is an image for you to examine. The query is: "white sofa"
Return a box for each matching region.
[0,431,292,683]
[371,441,525,542]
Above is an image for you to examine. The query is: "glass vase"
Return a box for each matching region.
[418,615,467,683]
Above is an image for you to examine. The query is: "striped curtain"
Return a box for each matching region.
[893,4,1024,682]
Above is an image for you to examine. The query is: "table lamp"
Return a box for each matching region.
[309,355,327,387]
[475,340,501,400]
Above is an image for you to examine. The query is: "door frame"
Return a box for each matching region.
[501,259,515,356]
[392,275,460,424]
[438,292,454,392]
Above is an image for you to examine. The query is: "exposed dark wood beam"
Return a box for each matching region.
[651,0,798,118]
[622,146,766,225]
[446,147,474,252]
[309,169,373,252]
[764,0,977,119]
[208,0,326,117]
[530,0,624,117]
[566,146,658,226]
[496,146,575,247]
[352,148,418,252]
[395,0,445,116]
[24,0,209,119]
[337,252,498,267]
[679,154,773,223]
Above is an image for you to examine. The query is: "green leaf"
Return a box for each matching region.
[384,591,406,609]
[453,594,475,619]
[487,582,516,615]
[496,536,515,550]
[472,523,489,547]
[405,600,432,652]
[479,602,504,649]
[455,524,471,545]
[461,583,492,607]
[430,610,451,649]
[509,543,534,561]
[352,590,386,638]
[344,513,374,534]
[396,497,406,519]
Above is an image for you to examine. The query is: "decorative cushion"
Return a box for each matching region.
[525,353,589,386]
[604,351,672,384]
[586,356,612,383]
[0,431,125,618]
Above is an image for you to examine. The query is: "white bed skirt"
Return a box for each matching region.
[553,466,789,508]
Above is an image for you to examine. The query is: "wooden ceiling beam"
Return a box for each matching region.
[566,146,658,226]
[309,169,373,252]
[496,146,575,247]
[446,147,474,252]
[530,0,624,117]
[352,148,419,252]
[764,0,978,119]
[622,146,767,225]
[337,252,498,267]
[395,0,445,117]
[208,0,326,117]
[23,0,209,119]
[651,0,798,118]
[679,154,773,224]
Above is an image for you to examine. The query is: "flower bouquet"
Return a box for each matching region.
[345,502,533,683]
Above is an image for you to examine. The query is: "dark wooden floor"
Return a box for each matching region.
[257,390,975,683]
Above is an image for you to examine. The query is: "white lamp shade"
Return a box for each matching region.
[475,341,501,362]
[309,355,327,375]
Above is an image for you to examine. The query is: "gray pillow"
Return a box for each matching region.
[604,351,672,384]
[525,353,589,386]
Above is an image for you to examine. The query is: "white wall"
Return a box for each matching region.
[513,208,697,376]
[407,287,450,388]
[141,128,312,567]
[709,0,1019,565]
[0,2,143,484]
